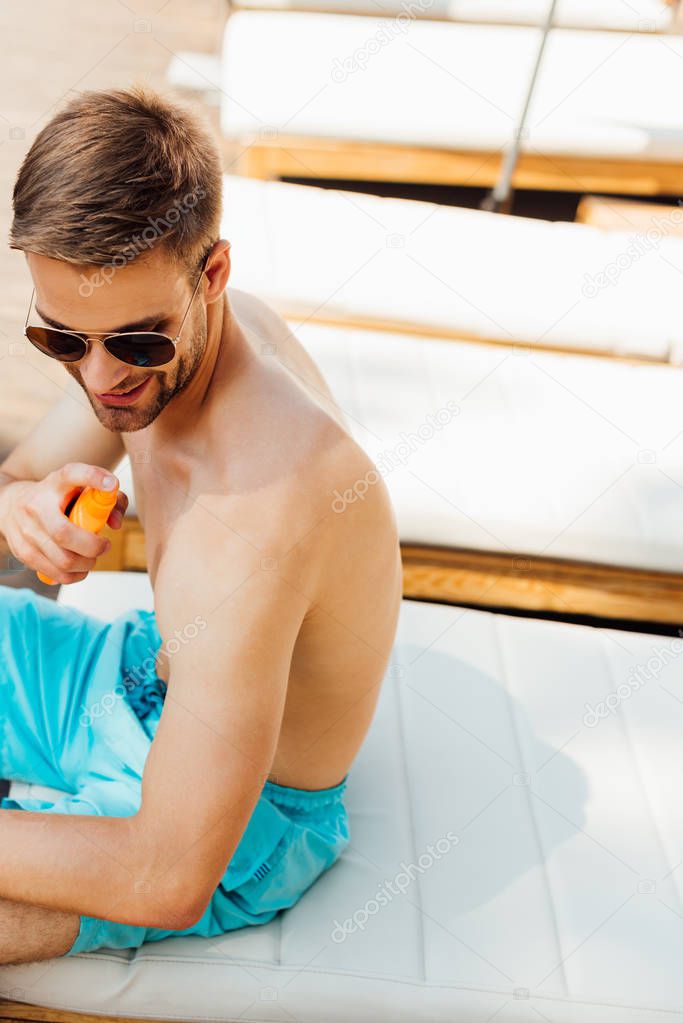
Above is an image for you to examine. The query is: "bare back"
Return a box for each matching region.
[124,289,402,790]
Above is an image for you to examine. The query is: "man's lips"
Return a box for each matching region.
[96,377,152,407]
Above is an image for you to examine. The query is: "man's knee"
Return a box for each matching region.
[0,897,79,963]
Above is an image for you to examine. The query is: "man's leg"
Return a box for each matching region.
[0,585,109,790]
[0,586,112,961]
[0,588,348,959]
[0,898,79,965]
[0,586,156,959]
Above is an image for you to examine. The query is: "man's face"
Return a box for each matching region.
[26,249,207,433]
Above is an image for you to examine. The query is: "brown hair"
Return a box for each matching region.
[10,83,222,277]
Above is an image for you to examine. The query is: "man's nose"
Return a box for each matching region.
[79,338,129,393]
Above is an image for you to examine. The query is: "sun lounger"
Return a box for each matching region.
[1,569,683,1021]
[230,0,677,33]
[221,175,683,363]
[220,12,683,195]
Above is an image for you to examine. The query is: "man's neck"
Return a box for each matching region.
[152,289,248,443]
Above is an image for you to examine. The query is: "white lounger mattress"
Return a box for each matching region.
[223,175,683,362]
[221,13,683,162]
[232,0,673,32]
[2,571,683,1020]
[296,322,683,572]
[115,320,683,574]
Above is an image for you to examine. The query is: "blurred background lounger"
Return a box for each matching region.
[229,0,680,32]
[3,570,683,1023]
[219,176,683,363]
[219,12,683,195]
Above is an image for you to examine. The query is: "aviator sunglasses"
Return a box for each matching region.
[23,252,209,369]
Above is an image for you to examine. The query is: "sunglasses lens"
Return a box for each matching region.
[25,327,87,362]
[105,333,175,368]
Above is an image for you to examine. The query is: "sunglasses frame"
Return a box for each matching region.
[23,252,210,368]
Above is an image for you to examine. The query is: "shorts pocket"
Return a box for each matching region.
[228,814,347,917]
[221,794,293,890]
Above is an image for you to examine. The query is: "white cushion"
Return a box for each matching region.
[221,13,683,161]
[223,175,683,361]
[3,572,683,1020]
[113,454,136,516]
[56,569,153,617]
[113,320,683,573]
[293,322,683,572]
[233,0,672,31]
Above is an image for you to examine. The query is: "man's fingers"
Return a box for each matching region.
[45,514,111,558]
[107,491,129,529]
[26,535,96,585]
[38,534,99,577]
[56,462,119,493]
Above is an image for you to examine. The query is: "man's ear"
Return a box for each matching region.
[204,240,231,303]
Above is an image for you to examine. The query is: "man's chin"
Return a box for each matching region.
[78,377,163,432]
[90,397,159,433]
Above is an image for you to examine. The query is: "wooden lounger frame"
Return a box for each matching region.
[224,136,683,198]
[0,1004,163,1023]
[95,516,683,626]
[576,194,683,233]
[402,543,683,625]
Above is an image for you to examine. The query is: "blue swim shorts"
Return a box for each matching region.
[0,585,350,956]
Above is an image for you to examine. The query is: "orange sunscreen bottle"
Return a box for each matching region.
[37,483,119,586]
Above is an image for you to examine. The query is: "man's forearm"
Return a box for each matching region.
[0,472,18,554]
[0,807,193,930]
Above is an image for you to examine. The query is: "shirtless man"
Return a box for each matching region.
[0,85,401,962]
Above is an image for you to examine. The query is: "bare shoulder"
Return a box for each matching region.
[228,287,285,335]
[155,288,400,623]
[228,287,351,433]
[275,424,402,607]
[157,418,399,616]
[227,287,399,576]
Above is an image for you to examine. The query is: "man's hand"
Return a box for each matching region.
[0,461,128,585]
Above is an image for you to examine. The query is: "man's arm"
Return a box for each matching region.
[0,495,315,930]
[0,374,128,577]
[0,372,125,485]
[133,511,314,923]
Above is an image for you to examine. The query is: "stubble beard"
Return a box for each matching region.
[68,314,208,434]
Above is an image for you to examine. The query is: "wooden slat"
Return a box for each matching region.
[95,522,128,572]
[576,194,683,233]
[95,518,147,573]
[223,135,683,196]
[120,522,148,572]
[0,1001,182,1023]
[105,520,683,624]
[402,544,683,624]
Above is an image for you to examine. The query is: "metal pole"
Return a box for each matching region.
[480,0,559,213]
